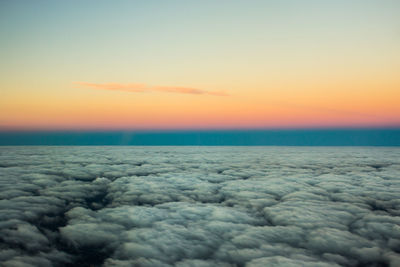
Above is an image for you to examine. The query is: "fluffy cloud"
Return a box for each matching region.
[0,146,399,266]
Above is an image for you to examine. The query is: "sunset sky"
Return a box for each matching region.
[1,0,399,130]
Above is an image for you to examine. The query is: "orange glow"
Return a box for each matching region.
[1,78,399,130]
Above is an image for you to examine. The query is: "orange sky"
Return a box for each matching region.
[0,1,399,130]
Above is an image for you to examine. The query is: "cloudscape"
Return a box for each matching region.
[0,1,400,267]
[1,147,400,266]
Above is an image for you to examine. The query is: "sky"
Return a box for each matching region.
[0,0,399,130]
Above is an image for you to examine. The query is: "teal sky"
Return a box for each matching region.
[2,0,399,81]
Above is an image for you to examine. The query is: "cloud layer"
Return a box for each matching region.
[74,82,228,96]
[0,147,399,266]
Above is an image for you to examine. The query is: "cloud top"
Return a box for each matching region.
[0,147,399,266]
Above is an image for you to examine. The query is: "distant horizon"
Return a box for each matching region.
[1,125,400,132]
[1,128,399,146]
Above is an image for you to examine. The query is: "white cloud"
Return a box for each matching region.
[0,147,399,266]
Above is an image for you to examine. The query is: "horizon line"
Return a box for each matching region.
[1,126,400,133]
[1,128,399,146]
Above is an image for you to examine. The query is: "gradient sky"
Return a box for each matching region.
[1,0,399,130]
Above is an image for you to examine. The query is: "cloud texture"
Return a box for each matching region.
[0,147,399,266]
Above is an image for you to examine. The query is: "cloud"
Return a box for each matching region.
[0,147,400,266]
[74,82,229,96]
